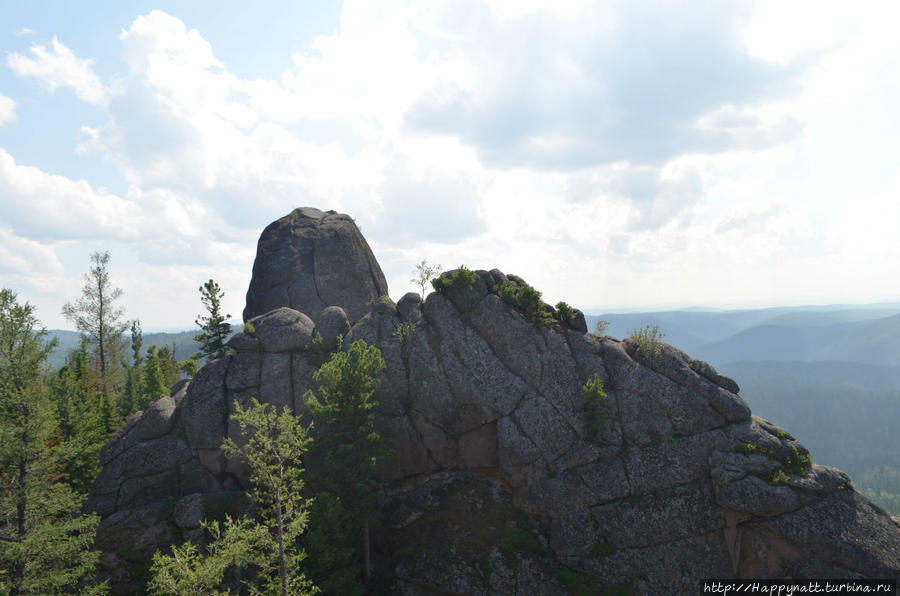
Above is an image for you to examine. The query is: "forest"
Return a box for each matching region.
[0,252,385,595]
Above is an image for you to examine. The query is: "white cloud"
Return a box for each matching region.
[0,149,138,240]
[7,36,108,105]
[14,28,35,37]
[0,93,16,125]
[0,227,62,275]
[3,2,898,320]
[404,1,806,170]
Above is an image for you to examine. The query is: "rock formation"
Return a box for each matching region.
[90,207,900,594]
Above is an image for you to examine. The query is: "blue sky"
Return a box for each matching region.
[1,1,899,330]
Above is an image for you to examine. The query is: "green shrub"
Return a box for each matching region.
[243,321,256,334]
[555,301,575,321]
[783,445,812,475]
[770,469,790,485]
[734,441,757,455]
[594,319,610,336]
[557,568,597,596]
[628,324,665,362]
[431,265,476,293]
[497,281,553,324]
[306,331,341,367]
[582,374,608,440]
[392,321,416,346]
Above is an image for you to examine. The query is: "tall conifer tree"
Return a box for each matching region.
[195,279,232,361]
[0,288,106,595]
[62,251,128,402]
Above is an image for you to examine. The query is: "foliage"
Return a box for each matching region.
[179,354,200,378]
[148,516,267,596]
[557,568,598,596]
[244,321,256,335]
[150,399,317,596]
[770,469,790,485]
[303,340,389,593]
[130,320,143,369]
[0,288,107,595]
[628,324,665,362]
[157,344,181,388]
[195,279,233,362]
[554,301,575,322]
[582,374,608,440]
[497,281,553,324]
[594,320,610,337]
[783,445,812,475]
[221,398,317,596]
[410,260,442,296]
[391,321,416,346]
[61,251,128,399]
[48,342,108,493]
[306,332,342,368]
[431,266,475,294]
[141,346,168,409]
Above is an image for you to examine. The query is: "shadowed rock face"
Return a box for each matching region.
[91,208,900,595]
[242,207,388,325]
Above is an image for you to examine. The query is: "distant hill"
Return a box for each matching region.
[585,304,900,515]
[720,360,900,514]
[586,305,900,366]
[45,328,219,371]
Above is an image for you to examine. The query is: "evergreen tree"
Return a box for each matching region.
[49,341,108,494]
[195,279,232,361]
[157,344,181,388]
[140,346,168,409]
[130,319,143,369]
[61,251,128,403]
[303,340,389,592]
[148,398,316,596]
[120,363,139,419]
[0,288,106,595]
[119,320,144,418]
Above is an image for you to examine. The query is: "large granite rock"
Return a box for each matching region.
[91,207,900,595]
[242,207,388,325]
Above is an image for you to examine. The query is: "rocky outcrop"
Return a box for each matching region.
[91,208,900,595]
[242,207,388,325]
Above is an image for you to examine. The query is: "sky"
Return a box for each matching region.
[1,0,899,331]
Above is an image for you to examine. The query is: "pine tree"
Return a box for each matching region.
[0,288,106,595]
[195,279,232,362]
[119,320,144,418]
[156,344,180,388]
[303,340,389,593]
[61,251,128,405]
[148,398,317,596]
[140,346,168,409]
[49,341,108,494]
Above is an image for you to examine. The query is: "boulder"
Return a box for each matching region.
[246,307,314,352]
[243,207,388,325]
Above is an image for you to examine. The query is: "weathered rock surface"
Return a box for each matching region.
[242,207,388,325]
[91,208,900,595]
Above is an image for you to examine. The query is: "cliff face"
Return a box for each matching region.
[90,207,900,594]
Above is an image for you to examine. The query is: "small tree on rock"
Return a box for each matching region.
[410,260,441,297]
[195,279,232,361]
